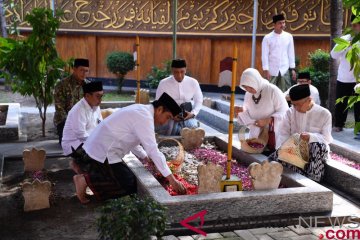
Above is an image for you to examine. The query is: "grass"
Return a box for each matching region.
[102,92,135,101]
[102,91,154,102]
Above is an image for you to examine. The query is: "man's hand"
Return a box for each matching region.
[300,132,310,142]
[264,70,270,80]
[173,115,183,122]
[255,118,272,128]
[183,111,195,121]
[291,69,297,81]
[167,174,186,194]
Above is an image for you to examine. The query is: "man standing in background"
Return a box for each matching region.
[330,14,360,136]
[262,14,296,92]
[53,58,90,144]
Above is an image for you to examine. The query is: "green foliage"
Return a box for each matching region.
[146,60,172,89]
[355,122,360,135]
[106,51,135,93]
[0,7,65,136]
[300,49,330,106]
[309,49,330,72]
[334,1,360,109]
[97,195,167,240]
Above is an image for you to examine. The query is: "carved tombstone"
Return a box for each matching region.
[101,108,116,119]
[135,89,150,104]
[180,127,205,151]
[23,148,46,172]
[203,97,213,108]
[197,162,223,194]
[22,179,51,211]
[248,160,283,190]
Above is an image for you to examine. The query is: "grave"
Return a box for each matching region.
[124,136,333,224]
[0,103,20,141]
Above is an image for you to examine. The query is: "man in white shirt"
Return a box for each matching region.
[71,92,186,203]
[330,14,360,134]
[62,81,103,156]
[155,59,203,135]
[270,84,333,182]
[284,72,321,105]
[262,14,296,92]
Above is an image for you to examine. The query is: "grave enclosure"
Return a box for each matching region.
[124,136,333,225]
[0,103,20,141]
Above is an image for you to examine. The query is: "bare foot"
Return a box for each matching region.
[73,175,90,204]
[70,160,82,174]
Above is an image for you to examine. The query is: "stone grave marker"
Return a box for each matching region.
[248,160,283,190]
[22,179,51,211]
[23,148,46,172]
[180,127,205,151]
[197,162,223,194]
[203,97,212,108]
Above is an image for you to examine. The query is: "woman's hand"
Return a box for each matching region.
[255,118,272,127]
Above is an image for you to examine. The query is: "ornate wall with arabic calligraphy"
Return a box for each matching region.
[4,0,347,84]
[6,0,350,36]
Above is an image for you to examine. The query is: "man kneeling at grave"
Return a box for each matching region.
[284,72,321,105]
[61,81,103,173]
[155,59,203,135]
[71,92,186,203]
[269,84,333,182]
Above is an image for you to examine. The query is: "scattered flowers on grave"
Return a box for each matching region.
[23,170,48,183]
[247,142,265,149]
[330,152,360,171]
[191,148,253,191]
[163,174,197,196]
[142,143,255,195]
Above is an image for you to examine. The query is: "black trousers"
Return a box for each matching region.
[56,121,66,144]
[335,81,360,128]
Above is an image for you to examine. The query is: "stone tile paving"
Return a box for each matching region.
[158,225,358,239]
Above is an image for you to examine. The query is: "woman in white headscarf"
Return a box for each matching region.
[237,68,288,147]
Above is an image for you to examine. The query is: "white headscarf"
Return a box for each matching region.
[240,68,267,97]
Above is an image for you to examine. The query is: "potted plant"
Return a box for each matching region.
[97,195,167,240]
[106,51,135,93]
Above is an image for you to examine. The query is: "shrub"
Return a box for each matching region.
[106,51,135,93]
[300,49,330,106]
[97,195,167,240]
[146,60,172,89]
[0,8,65,137]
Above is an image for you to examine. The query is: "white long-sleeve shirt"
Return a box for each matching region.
[237,69,288,140]
[330,34,356,83]
[155,75,203,116]
[277,104,333,149]
[262,30,296,76]
[284,84,321,105]
[83,104,172,177]
[62,98,102,156]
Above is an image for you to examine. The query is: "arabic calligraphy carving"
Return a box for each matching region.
[4,0,346,35]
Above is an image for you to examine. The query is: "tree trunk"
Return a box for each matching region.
[328,0,343,116]
[38,106,47,137]
[0,0,7,38]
